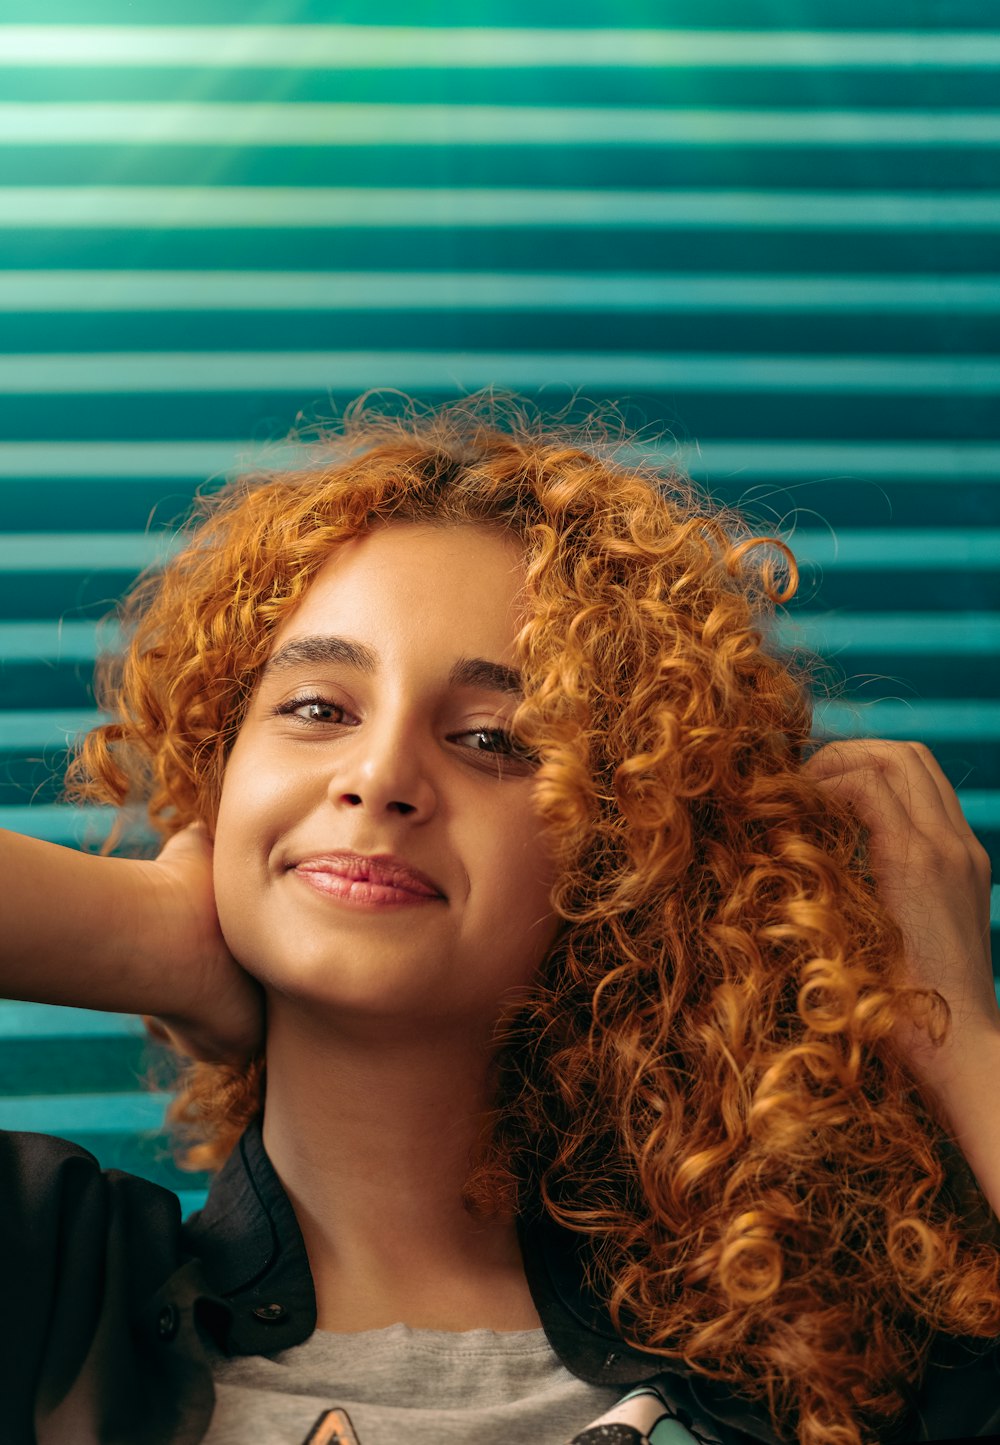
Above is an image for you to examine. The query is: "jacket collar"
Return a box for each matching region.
[180,1113,317,1354]
[180,1114,779,1442]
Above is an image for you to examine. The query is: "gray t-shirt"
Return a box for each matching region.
[199,1321,629,1444]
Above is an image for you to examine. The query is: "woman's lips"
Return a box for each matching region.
[293,866,444,909]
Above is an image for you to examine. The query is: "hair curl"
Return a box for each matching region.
[64,392,1000,1445]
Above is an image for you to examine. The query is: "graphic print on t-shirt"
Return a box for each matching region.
[300,1383,716,1444]
[568,1383,724,1443]
[302,1407,361,1444]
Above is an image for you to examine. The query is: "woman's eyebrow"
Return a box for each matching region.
[261,634,523,697]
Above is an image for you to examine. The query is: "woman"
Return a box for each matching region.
[2,397,998,1445]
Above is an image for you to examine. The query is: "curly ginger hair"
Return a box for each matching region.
[64,395,1000,1445]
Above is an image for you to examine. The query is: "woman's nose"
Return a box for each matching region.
[327,714,436,818]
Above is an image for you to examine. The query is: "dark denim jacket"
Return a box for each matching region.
[3,1118,998,1445]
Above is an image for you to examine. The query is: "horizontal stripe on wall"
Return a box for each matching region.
[2,272,998,313]
[0,352,997,394]
[776,614,1000,652]
[0,712,113,748]
[0,1091,171,1131]
[0,439,293,474]
[0,621,124,658]
[3,402,990,447]
[2,237,989,279]
[0,807,153,848]
[0,534,178,567]
[1,440,996,480]
[672,443,1000,479]
[3,27,999,70]
[0,1001,144,1038]
[7,157,989,200]
[1,0,995,26]
[4,104,1000,147]
[814,700,1000,742]
[2,75,992,117]
[2,188,997,230]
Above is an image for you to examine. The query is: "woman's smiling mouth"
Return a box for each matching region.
[291,852,446,907]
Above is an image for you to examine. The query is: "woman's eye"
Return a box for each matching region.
[455,727,518,755]
[273,695,347,726]
[455,728,537,766]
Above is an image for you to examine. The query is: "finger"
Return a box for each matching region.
[158,820,214,863]
[804,740,970,848]
[808,763,923,894]
[899,741,984,849]
[806,748,991,948]
[825,740,974,848]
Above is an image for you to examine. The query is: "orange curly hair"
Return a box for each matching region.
[64,394,1000,1445]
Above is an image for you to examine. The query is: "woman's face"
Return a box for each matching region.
[212,521,562,1037]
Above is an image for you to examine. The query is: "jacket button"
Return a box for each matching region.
[157,1305,179,1341]
[252,1303,287,1323]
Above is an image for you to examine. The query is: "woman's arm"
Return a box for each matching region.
[804,738,1000,1217]
[917,1022,1000,1223]
[0,823,265,1066]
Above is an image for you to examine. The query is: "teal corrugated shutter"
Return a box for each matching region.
[1,2,997,1218]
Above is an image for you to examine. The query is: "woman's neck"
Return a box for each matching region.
[260,998,539,1334]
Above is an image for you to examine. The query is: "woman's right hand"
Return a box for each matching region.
[141,821,266,1068]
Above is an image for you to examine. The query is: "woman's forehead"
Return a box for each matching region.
[268,522,529,655]
[298,521,525,595]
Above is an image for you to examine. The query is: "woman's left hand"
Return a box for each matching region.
[801,739,998,1095]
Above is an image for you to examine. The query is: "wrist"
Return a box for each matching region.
[98,855,194,1020]
[913,1014,1000,1118]
[914,1021,1000,1225]
[129,854,210,1025]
